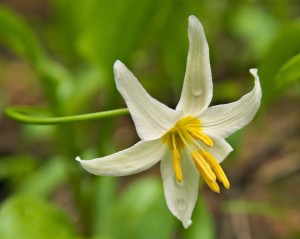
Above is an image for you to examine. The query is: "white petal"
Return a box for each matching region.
[76,139,167,176]
[114,60,182,140]
[160,150,199,228]
[202,137,233,163]
[176,15,213,116]
[200,69,262,139]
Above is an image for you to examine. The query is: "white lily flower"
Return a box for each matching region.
[76,15,262,228]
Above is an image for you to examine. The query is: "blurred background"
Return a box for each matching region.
[0,0,299,238]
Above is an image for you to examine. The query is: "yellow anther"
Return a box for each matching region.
[191,151,216,182]
[172,148,183,182]
[162,115,229,191]
[200,150,230,189]
[206,180,220,193]
[192,131,214,147]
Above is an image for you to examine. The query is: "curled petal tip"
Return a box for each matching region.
[75,156,82,162]
[183,219,193,229]
[113,60,122,70]
[188,15,197,21]
[188,15,202,28]
[249,68,261,89]
[113,60,128,80]
[114,60,128,74]
[188,15,201,24]
[249,68,258,76]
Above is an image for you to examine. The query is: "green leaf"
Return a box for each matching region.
[76,0,164,70]
[51,0,173,112]
[181,196,215,239]
[62,65,106,114]
[228,4,278,59]
[36,60,74,110]
[259,21,300,104]
[0,5,46,66]
[53,0,165,70]
[98,177,176,239]
[0,195,76,239]
[0,5,74,108]
[91,177,118,236]
[0,155,37,181]
[276,53,300,89]
[16,156,68,197]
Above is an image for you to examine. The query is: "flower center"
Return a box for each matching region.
[162,116,230,193]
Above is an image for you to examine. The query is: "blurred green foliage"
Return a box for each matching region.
[0,195,76,239]
[97,178,176,239]
[0,0,299,238]
[276,53,300,89]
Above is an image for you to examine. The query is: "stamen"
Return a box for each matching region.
[206,180,220,193]
[199,150,230,189]
[191,151,216,182]
[192,150,220,192]
[192,131,214,147]
[162,116,229,191]
[172,148,183,182]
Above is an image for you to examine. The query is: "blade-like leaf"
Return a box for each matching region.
[0,195,76,239]
[0,5,74,109]
[259,21,300,104]
[98,177,177,239]
[276,53,300,89]
[16,156,68,197]
[0,5,45,66]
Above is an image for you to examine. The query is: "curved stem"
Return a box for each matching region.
[4,106,129,125]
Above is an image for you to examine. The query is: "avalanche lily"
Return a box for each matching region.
[76,15,262,228]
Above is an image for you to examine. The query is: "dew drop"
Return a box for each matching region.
[192,88,202,97]
[176,197,187,211]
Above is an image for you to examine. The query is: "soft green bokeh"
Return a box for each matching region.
[0,196,76,239]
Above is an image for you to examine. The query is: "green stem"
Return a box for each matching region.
[4,106,129,125]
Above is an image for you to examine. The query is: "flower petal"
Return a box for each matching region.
[76,139,167,176]
[160,150,199,228]
[176,15,213,116]
[200,69,262,139]
[202,137,233,163]
[114,60,182,140]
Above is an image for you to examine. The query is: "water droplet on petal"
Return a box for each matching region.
[176,197,187,211]
[193,88,202,97]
